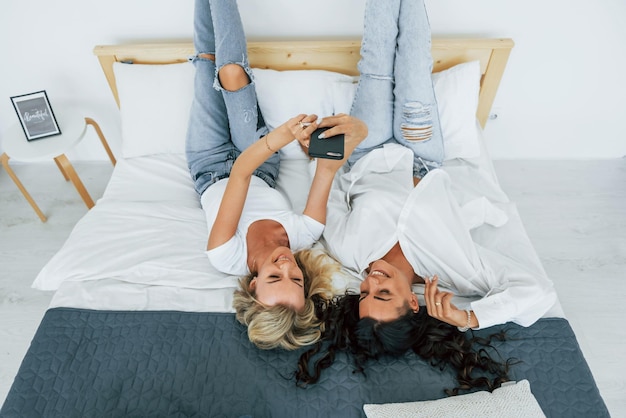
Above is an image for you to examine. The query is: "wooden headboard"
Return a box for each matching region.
[93,38,513,128]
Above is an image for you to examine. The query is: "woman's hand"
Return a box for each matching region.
[273,114,320,153]
[312,113,368,172]
[285,113,368,161]
[262,113,319,153]
[424,275,478,329]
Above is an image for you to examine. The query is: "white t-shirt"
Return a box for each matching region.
[323,144,557,329]
[202,176,324,276]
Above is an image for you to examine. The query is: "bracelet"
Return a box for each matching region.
[457,309,472,332]
[264,134,276,153]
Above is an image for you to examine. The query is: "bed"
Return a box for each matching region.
[0,39,610,418]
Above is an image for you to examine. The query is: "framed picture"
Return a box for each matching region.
[10,90,62,141]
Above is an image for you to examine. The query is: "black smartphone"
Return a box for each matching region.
[308,128,344,160]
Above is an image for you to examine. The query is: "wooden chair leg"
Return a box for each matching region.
[1,152,47,222]
[54,157,70,181]
[85,117,116,166]
[53,154,95,209]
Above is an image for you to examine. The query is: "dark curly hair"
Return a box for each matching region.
[297,293,514,395]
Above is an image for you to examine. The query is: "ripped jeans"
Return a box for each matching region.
[348,0,444,177]
[185,0,278,196]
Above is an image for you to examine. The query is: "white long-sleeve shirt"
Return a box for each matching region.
[323,144,557,329]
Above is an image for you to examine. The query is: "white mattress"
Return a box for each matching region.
[39,127,563,318]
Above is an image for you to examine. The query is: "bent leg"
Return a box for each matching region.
[186,49,235,195]
[186,0,278,192]
[186,0,234,195]
[394,0,444,174]
[348,0,401,167]
[209,0,267,149]
[210,0,278,186]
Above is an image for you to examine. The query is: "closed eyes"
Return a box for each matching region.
[359,290,391,302]
[266,276,303,288]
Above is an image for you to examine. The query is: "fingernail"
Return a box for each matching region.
[318,132,326,139]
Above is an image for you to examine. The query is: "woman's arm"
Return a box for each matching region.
[302,114,368,223]
[207,114,318,250]
[424,273,558,330]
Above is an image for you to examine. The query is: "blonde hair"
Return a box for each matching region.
[232,248,337,350]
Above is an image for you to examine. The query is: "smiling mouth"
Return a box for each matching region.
[369,270,389,278]
[275,255,292,263]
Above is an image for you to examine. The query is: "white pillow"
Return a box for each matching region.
[432,60,481,160]
[253,68,356,159]
[252,68,356,130]
[111,60,480,161]
[113,61,195,158]
[112,63,354,160]
[253,62,482,161]
[363,380,546,418]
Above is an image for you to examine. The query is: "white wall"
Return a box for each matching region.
[1,0,625,161]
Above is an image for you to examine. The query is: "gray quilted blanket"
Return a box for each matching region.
[0,308,609,418]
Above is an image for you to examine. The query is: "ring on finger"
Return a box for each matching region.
[435,302,442,306]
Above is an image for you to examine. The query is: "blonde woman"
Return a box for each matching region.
[185,0,366,350]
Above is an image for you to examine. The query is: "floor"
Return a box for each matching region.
[0,159,624,416]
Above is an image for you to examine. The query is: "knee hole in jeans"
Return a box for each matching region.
[401,101,433,142]
[218,63,250,91]
[198,53,215,61]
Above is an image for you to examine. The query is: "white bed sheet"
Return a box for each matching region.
[43,125,563,318]
[44,150,360,311]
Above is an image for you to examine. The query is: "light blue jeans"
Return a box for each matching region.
[348,0,444,177]
[186,0,278,196]
[186,0,443,195]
